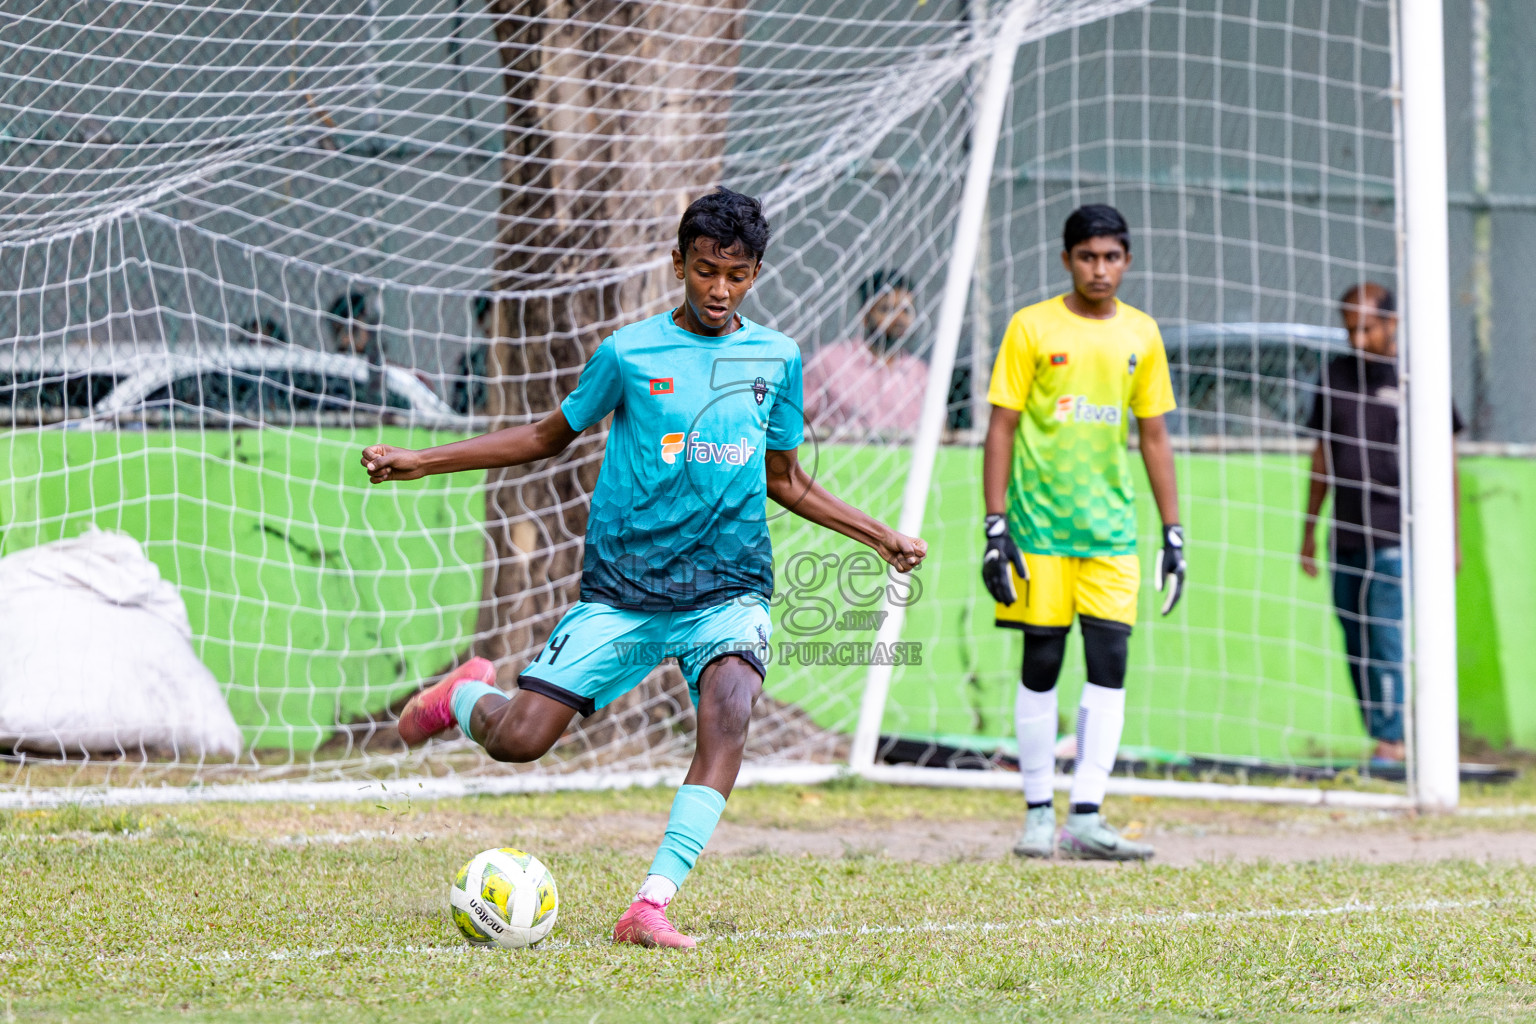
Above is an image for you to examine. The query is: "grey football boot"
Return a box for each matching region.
[1011,804,1057,859]
[1058,811,1154,861]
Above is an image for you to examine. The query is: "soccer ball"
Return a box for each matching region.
[449,847,559,948]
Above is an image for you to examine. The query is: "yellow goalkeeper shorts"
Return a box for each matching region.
[994,552,1140,630]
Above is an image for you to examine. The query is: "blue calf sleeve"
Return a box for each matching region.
[450,680,503,741]
[647,785,728,886]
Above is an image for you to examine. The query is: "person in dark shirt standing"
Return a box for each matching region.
[1300,282,1462,764]
[449,295,493,416]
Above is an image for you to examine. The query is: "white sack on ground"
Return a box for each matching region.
[0,529,241,757]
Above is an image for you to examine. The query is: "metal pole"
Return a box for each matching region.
[966,0,995,442]
[969,211,993,439]
[1399,0,1459,810]
[1469,0,1492,439]
[848,0,1033,771]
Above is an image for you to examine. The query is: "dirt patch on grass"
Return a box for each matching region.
[712,818,1536,867]
[296,808,1536,868]
[142,784,1535,869]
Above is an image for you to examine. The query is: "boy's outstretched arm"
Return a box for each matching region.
[361,409,581,483]
[764,447,927,573]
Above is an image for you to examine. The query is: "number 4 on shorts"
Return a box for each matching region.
[535,633,571,665]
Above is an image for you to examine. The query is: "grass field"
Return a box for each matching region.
[5,779,1536,1023]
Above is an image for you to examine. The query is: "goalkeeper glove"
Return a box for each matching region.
[1155,524,1186,616]
[981,514,1028,606]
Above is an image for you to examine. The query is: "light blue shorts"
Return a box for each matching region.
[515,599,772,716]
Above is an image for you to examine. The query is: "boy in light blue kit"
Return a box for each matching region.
[361,188,926,948]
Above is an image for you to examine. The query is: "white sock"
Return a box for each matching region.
[636,874,678,907]
[1069,682,1126,809]
[1014,685,1058,805]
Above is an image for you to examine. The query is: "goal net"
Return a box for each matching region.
[868,0,1413,804]
[0,0,1423,806]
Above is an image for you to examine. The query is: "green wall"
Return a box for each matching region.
[764,446,1536,759]
[768,445,1370,763]
[0,429,1529,757]
[1455,458,1536,749]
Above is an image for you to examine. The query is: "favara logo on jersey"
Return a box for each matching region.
[1053,395,1122,425]
[660,431,759,466]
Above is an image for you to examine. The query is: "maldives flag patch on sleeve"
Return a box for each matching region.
[1050,353,1069,366]
[650,378,674,395]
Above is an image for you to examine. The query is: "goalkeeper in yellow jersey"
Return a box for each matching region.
[982,205,1183,861]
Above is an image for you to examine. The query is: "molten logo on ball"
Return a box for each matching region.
[449,847,559,949]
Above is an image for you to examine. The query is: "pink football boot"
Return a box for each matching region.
[395,657,496,746]
[612,899,697,949]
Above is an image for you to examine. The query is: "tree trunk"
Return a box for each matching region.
[475,1,746,687]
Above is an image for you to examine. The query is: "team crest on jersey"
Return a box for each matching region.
[650,377,675,396]
[1050,353,1068,366]
[1127,353,1138,375]
[752,376,768,405]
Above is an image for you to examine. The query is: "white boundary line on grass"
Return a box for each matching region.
[0,764,846,810]
[4,898,1494,965]
[734,897,1495,944]
[0,763,1421,811]
[861,765,1416,809]
[1456,804,1536,818]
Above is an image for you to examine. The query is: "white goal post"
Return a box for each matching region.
[849,0,1037,772]
[1398,0,1460,811]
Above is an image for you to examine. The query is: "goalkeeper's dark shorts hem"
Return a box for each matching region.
[994,620,1071,637]
[1078,614,1133,637]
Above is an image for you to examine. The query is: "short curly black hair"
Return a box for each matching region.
[857,268,913,309]
[677,187,771,263]
[328,289,372,323]
[1063,204,1131,254]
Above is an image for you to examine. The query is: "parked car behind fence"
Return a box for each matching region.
[0,342,464,428]
[1163,322,1351,439]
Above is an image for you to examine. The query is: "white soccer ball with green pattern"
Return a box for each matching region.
[449,847,559,949]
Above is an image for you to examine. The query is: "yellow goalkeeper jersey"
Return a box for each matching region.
[987,294,1176,556]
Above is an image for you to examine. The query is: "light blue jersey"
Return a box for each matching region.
[560,310,805,611]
